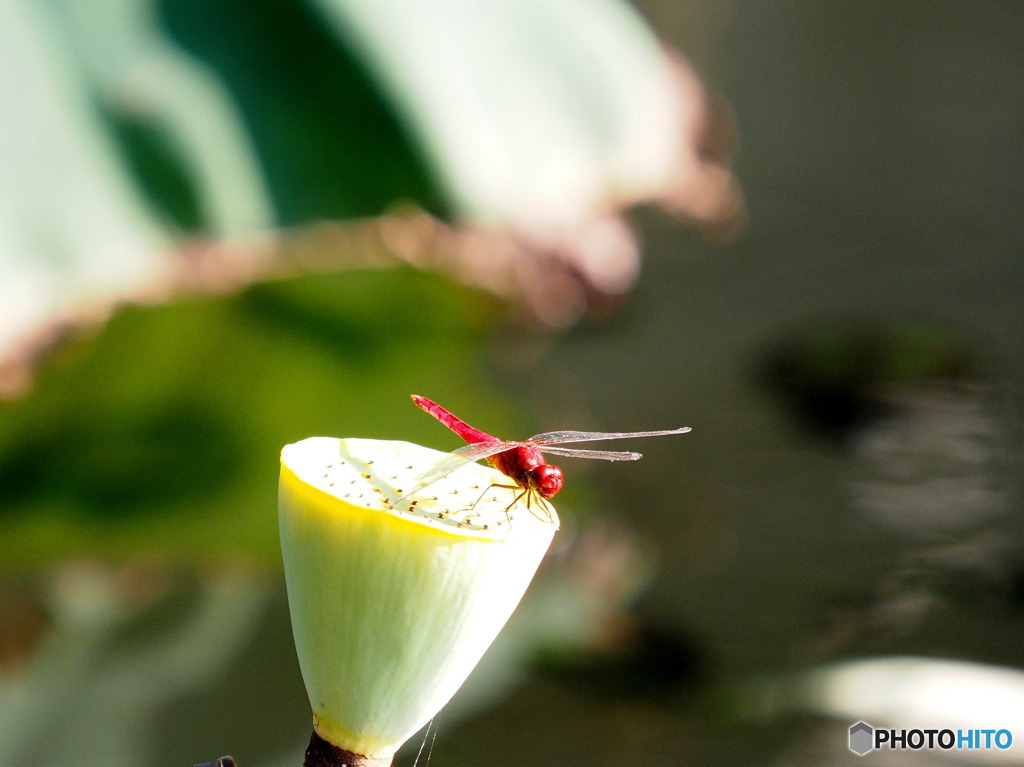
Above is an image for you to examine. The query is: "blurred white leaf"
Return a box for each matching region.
[308,0,692,233]
[0,0,740,393]
[0,0,169,369]
[48,0,275,236]
[0,0,274,394]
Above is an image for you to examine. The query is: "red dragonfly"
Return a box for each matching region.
[409,394,690,510]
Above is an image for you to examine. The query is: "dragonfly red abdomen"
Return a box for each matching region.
[410,394,497,446]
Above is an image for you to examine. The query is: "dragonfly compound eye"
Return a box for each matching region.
[532,464,564,499]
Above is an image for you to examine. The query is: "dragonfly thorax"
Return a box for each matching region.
[492,446,565,500]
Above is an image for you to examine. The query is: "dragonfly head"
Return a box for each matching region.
[530,464,564,499]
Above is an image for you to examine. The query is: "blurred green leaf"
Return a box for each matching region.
[0,269,502,565]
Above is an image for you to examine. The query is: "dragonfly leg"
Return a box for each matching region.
[460,481,557,524]
[471,482,521,526]
[519,490,555,524]
[459,481,526,526]
[500,486,554,525]
[487,484,554,525]
[468,482,508,510]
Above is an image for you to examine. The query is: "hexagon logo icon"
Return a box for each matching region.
[849,721,874,756]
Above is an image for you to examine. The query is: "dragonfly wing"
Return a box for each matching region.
[413,440,521,485]
[538,445,642,461]
[528,427,691,445]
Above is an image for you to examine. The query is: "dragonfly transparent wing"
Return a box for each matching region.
[413,440,523,487]
[391,441,521,506]
[537,445,642,461]
[528,426,691,445]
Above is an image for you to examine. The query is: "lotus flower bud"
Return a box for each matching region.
[279,437,558,763]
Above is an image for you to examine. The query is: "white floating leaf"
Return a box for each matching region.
[309,0,690,232]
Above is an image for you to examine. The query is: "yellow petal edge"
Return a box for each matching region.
[280,437,559,757]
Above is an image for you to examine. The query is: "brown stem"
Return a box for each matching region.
[304,730,393,767]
